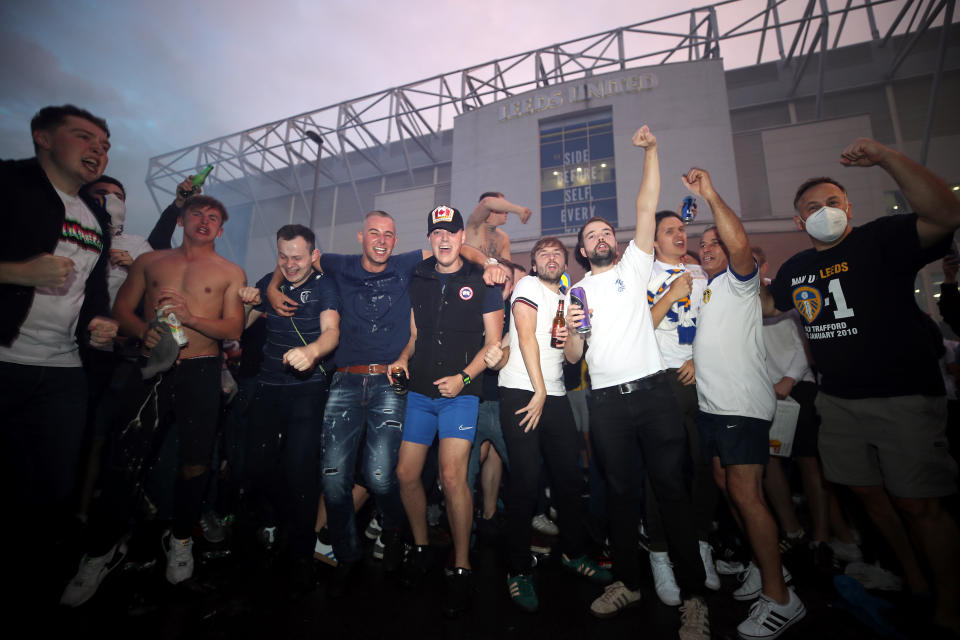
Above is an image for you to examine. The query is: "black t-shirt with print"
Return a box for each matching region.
[771,213,948,399]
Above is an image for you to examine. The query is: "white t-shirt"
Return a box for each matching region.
[498,275,567,396]
[107,232,152,308]
[693,263,776,420]
[571,240,664,390]
[648,259,707,369]
[0,188,103,367]
[762,311,815,385]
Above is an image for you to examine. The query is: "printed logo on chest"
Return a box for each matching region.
[792,286,822,323]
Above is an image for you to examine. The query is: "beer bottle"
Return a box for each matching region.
[550,300,565,348]
[178,164,215,199]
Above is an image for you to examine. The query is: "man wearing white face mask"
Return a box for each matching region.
[85,176,153,307]
[763,137,960,636]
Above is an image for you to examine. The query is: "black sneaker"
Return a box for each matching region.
[442,567,473,618]
[326,561,356,599]
[401,544,431,588]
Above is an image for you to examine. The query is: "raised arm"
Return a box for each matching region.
[632,126,660,253]
[839,138,960,248]
[468,196,532,228]
[683,168,753,276]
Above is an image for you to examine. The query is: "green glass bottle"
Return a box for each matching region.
[178,164,214,199]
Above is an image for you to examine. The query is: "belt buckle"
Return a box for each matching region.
[619,380,640,395]
[368,364,379,375]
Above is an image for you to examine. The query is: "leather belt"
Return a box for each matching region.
[337,364,389,375]
[595,371,665,396]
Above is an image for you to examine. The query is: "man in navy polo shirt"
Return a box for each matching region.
[394,206,503,617]
[238,223,340,593]
[266,209,508,597]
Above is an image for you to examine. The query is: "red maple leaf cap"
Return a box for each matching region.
[427,205,463,235]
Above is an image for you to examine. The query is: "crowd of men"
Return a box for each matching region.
[1,105,958,640]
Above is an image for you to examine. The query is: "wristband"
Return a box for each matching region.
[460,370,471,386]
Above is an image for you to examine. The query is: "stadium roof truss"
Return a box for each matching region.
[146,0,957,213]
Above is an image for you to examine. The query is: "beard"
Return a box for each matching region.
[588,243,616,267]
[537,269,563,285]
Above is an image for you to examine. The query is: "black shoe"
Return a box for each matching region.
[381,529,405,573]
[476,514,504,541]
[442,567,473,618]
[326,561,356,599]
[401,545,430,588]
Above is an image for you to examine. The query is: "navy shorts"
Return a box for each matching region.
[697,411,771,466]
[402,391,480,445]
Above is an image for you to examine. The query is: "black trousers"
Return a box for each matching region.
[590,372,706,596]
[500,388,586,574]
[245,382,328,559]
[645,372,719,548]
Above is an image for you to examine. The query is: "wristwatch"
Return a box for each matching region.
[460,370,471,386]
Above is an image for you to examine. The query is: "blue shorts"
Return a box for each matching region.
[697,411,771,466]
[402,391,480,445]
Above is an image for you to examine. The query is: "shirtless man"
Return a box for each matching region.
[465,192,533,261]
[62,195,245,606]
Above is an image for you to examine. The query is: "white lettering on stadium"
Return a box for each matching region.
[498,73,659,122]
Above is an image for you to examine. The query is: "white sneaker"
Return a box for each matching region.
[736,588,805,639]
[162,531,194,584]
[829,539,864,564]
[733,562,792,601]
[716,558,746,575]
[314,534,338,567]
[531,513,559,536]
[60,539,128,607]
[649,551,681,606]
[699,540,721,591]
[589,580,642,618]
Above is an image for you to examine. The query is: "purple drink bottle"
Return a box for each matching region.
[569,286,591,337]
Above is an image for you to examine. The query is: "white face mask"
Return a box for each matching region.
[103,193,126,236]
[804,205,848,243]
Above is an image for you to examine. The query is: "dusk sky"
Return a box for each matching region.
[0,0,901,237]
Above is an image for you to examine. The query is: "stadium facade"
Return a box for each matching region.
[146,0,960,318]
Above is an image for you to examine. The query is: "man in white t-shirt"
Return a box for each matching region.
[686,168,804,639]
[0,104,118,607]
[488,236,611,613]
[564,127,709,638]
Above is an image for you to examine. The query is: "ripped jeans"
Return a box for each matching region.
[321,371,406,564]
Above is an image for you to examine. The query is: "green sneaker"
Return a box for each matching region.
[507,573,539,612]
[562,553,613,584]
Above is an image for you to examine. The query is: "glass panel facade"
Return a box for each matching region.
[539,111,616,235]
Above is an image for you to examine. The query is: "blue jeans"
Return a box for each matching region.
[321,372,406,564]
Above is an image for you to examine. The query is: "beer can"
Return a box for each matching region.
[680,196,697,224]
[157,304,189,347]
[568,287,591,336]
[390,366,408,395]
